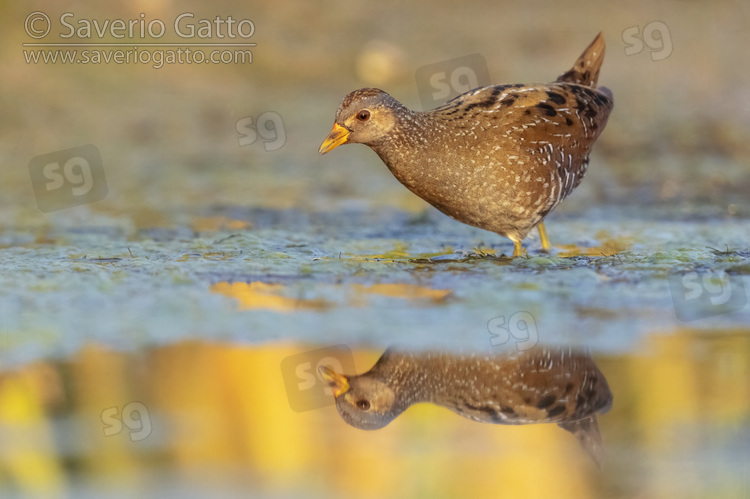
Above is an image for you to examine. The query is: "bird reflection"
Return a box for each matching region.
[320,346,612,466]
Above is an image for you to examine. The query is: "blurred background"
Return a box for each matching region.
[1,0,749,497]
[1,0,748,219]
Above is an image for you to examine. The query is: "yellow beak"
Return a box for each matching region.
[318,123,350,155]
[318,365,350,397]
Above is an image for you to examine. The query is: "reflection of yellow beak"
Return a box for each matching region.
[318,123,350,155]
[318,365,350,397]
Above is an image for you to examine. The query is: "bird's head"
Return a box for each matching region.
[318,365,399,430]
[318,88,404,154]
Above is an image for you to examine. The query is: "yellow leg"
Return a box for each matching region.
[512,239,525,257]
[537,222,551,251]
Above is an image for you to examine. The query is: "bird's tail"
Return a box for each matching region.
[558,416,606,469]
[556,32,606,88]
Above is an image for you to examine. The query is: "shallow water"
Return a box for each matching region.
[1,205,748,364]
[1,336,749,498]
[1,204,749,497]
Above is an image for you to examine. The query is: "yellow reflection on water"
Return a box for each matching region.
[556,230,635,258]
[0,363,65,497]
[0,331,748,498]
[211,281,330,311]
[211,281,453,311]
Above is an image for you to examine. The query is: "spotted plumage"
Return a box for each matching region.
[319,33,613,256]
[320,346,613,466]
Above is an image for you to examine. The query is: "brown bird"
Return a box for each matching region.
[319,33,613,256]
[320,346,613,466]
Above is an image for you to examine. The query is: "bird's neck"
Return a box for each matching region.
[367,110,436,180]
[373,351,460,411]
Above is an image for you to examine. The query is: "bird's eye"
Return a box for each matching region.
[356,399,371,410]
[357,110,371,121]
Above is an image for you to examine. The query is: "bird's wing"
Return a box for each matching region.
[438,83,613,202]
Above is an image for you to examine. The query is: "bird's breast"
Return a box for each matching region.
[372,138,558,232]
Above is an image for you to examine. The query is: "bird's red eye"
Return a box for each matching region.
[357,110,370,121]
[356,399,371,410]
